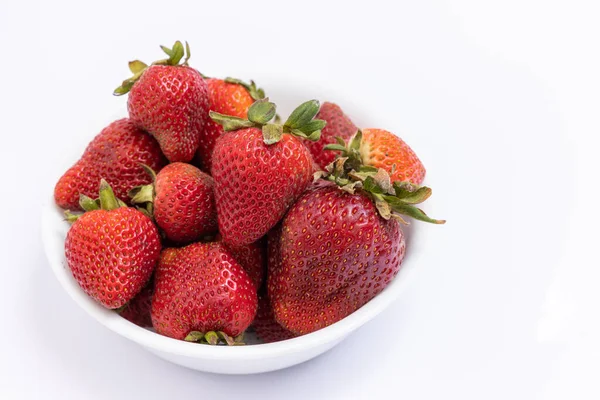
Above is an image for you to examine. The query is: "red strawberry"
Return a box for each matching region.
[253,295,297,343]
[114,41,209,163]
[54,118,167,210]
[194,78,265,173]
[225,238,267,290]
[65,180,161,309]
[151,241,258,344]
[328,129,426,185]
[210,99,325,247]
[268,147,444,334]
[130,163,217,243]
[120,279,154,328]
[304,102,357,169]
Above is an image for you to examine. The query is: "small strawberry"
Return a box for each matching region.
[268,147,444,335]
[304,102,358,169]
[253,295,297,343]
[327,129,426,185]
[225,238,267,290]
[54,118,167,210]
[210,99,325,247]
[151,241,258,344]
[114,41,209,163]
[194,78,266,173]
[120,279,154,328]
[129,163,217,243]
[65,180,161,309]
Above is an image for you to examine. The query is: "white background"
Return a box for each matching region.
[1,0,599,398]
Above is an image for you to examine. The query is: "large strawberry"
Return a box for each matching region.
[129,162,217,243]
[210,99,325,247]
[64,180,161,309]
[114,41,209,163]
[304,102,357,169]
[268,149,444,335]
[151,241,257,344]
[54,118,167,210]
[327,129,426,185]
[194,78,266,173]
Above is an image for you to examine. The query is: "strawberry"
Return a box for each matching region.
[129,163,217,243]
[304,102,357,169]
[120,279,154,328]
[253,295,297,343]
[268,145,444,335]
[194,78,266,173]
[225,238,267,290]
[210,99,325,247]
[151,241,257,344]
[114,41,209,163]
[327,129,426,185]
[64,180,161,309]
[54,118,167,210]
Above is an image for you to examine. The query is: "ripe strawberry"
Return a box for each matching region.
[194,78,266,173]
[210,99,325,247]
[114,41,209,163]
[268,146,444,334]
[120,279,154,328]
[328,129,426,185]
[225,238,267,290]
[54,118,167,210]
[253,295,297,343]
[130,163,217,243]
[304,102,357,169]
[151,241,257,344]
[65,180,161,309]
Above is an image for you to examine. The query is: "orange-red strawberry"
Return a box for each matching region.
[328,129,426,185]
[253,295,297,343]
[114,41,209,163]
[151,241,258,344]
[225,238,267,290]
[210,99,325,247]
[194,78,265,172]
[130,163,217,243]
[54,118,167,210]
[65,180,161,309]
[120,279,154,328]
[304,102,357,169]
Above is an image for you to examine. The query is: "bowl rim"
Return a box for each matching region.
[42,197,420,360]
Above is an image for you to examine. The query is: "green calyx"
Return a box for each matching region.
[318,132,445,225]
[224,77,266,101]
[210,99,326,145]
[113,41,191,96]
[63,179,127,224]
[184,331,245,346]
[128,164,157,219]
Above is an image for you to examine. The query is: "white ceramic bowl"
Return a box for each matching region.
[41,199,420,374]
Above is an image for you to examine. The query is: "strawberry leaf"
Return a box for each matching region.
[284,100,320,129]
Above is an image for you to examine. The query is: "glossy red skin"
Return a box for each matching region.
[225,237,267,290]
[361,128,426,185]
[128,65,209,163]
[253,295,297,343]
[194,79,255,173]
[54,118,167,210]
[305,102,357,169]
[268,183,405,335]
[211,128,314,247]
[154,162,217,243]
[151,242,258,340]
[65,208,161,309]
[120,279,154,328]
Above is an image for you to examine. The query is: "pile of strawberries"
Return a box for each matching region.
[54,41,444,345]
